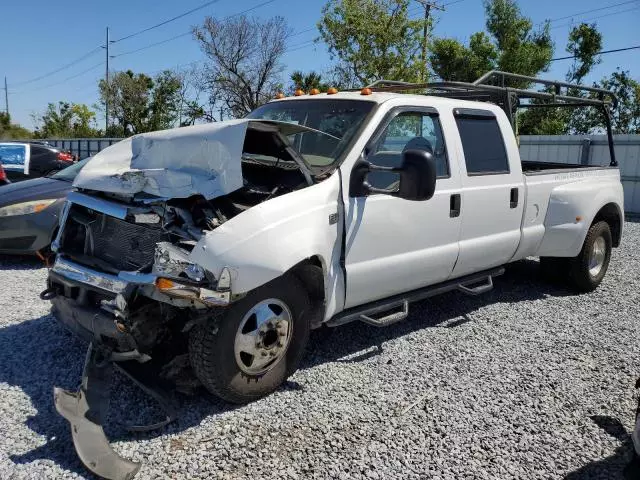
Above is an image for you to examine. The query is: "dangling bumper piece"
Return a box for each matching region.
[53,344,141,480]
[54,343,179,480]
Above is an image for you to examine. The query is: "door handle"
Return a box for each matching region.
[510,188,519,209]
[450,194,461,218]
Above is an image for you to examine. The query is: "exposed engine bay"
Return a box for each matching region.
[60,158,309,268]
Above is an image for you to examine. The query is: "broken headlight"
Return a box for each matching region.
[153,242,206,282]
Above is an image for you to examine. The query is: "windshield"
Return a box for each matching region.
[49,157,91,181]
[246,99,375,169]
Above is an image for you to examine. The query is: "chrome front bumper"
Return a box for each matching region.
[52,256,156,294]
[50,256,231,306]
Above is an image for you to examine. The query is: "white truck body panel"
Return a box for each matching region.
[189,173,346,321]
[530,169,623,257]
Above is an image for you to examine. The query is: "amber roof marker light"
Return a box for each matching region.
[294,89,305,96]
[274,92,285,99]
[360,87,372,95]
[309,88,320,95]
[327,87,338,94]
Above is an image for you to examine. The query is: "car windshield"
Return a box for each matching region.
[246,99,375,169]
[49,157,91,181]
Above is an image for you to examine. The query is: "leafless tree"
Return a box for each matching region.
[193,15,291,118]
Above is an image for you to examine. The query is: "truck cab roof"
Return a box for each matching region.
[270,90,499,111]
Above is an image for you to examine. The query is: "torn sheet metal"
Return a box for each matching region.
[73,120,249,199]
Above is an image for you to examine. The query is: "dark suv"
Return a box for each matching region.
[0,141,75,183]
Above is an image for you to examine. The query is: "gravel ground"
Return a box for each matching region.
[0,222,639,480]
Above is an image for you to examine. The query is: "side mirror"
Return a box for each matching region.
[397,149,437,201]
[349,149,437,201]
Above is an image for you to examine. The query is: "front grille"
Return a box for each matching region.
[61,204,164,271]
[91,215,163,270]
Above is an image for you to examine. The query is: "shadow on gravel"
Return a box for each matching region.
[302,258,574,367]
[0,257,586,475]
[0,254,45,271]
[564,416,639,480]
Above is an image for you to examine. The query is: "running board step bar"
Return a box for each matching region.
[327,267,504,328]
[359,300,409,327]
[457,275,493,296]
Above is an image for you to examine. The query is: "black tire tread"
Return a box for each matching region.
[568,220,612,293]
[189,274,311,404]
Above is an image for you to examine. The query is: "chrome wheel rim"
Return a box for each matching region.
[234,298,293,376]
[588,236,606,277]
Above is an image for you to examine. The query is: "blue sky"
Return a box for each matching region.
[2,0,639,130]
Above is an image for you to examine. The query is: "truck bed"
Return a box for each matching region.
[521,160,615,175]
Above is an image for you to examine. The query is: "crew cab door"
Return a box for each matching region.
[343,107,462,308]
[450,108,524,277]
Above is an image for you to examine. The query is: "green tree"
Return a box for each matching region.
[289,70,328,94]
[569,70,640,134]
[147,70,183,131]
[32,102,99,138]
[566,22,603,84]
[318,0,426,86]
[99,69,184,136]
[430,32,497,82]
[430,0,552,83]
[0,112,32,139]
[518,23,603,135]
[194,15,291,117]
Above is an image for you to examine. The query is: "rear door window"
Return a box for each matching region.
[454,110,509,175]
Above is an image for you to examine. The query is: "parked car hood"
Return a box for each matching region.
[0,176,71,208]
[73,119,317,200]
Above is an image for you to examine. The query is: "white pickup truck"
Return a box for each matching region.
[43,71,623,479]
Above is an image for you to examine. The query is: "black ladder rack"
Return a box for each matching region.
[358,70,618,167]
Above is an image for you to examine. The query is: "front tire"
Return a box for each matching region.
[568,221,612,293]
[189,274,311,404]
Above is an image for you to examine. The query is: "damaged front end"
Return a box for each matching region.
[44,193,232,479]
[43,120,321,479]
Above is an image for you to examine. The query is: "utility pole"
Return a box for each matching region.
[105,27,110,132]
[416,1,444,82]
[3,76,8,116]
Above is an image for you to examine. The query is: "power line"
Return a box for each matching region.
[11,62,105,95]
[550,5,640,29]
[111,0,278,58]
[290,27,316,38]
[10,46,102,87]
[543,0,639,23]
[551,44,640,61]
[115,32,193,57]
[111,0,224,43]
[285,40,316,53]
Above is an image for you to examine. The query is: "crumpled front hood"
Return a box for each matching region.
[73,120,249,199]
